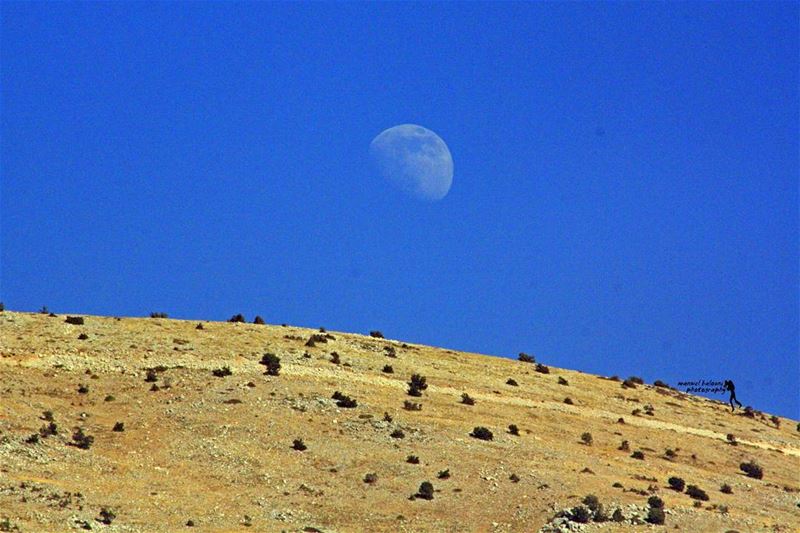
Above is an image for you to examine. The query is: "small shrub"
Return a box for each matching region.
[71,428,94,450]
[628,376,644,385]
[39,422,58,438]
[720,483,733,494]
[77,333,89,340]
[668,477,685,491]
[407,374,428,397]
[461,393,475,406]
[686,485,709,501]
[150,312,168,318]
[404,400,422,411]
[617,417,625,424]
[632,408,642,416]
[406,455,420,464]
[332,392,357,408]
[292,439,307,451]
[569,505,591,523]
[611,509,625,522]
[305,334,328,347]
[647,496,664,508]
[195,323,204,330]
[382,365,394,374]
[25,433,40,445]
[612,482,623,488]
[646,507,665,525]
[563,397,574,405]
[581,432,593,446]
[726,433,737,445]
[260,353,281,376]
[65,316,85,325]
[510,473,520,483]
[112,422,124,432]
[535,363,550,374]
[619,440,630,451]
[631,450,645,460]
[558,376,569,386]
[770,415,780,428]
[383,412,393,422]
[506,378,518,386]
[77,384,89,394]
[384,345,397,358]
[518,352,535,363]
[98,508,116,525]
[664,448,676,459]
[150,383,160,392]
[228,314,246,323]
[253,316,265,325]
[653,380,669,388]
[330,352,341,365]
[416,481,434,500]
[508,424,520,436]
[470,427,493,441]
[369,330,384,339]
[42,411,54,422]
[145,369,158,382]
[390,429,405,439]
[740,460,763,479]
[622,379,638,389]
[437,469,450,479]
[0,302,3,312]
[364,473,378,484]
[212,366,232,378]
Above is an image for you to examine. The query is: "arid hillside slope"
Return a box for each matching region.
[0,310,798,532]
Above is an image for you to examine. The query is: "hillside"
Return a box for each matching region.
[0,310,798,532]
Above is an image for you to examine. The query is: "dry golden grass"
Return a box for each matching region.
[0,310,798,532]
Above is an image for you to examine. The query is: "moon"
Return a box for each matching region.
[369,124,454,201]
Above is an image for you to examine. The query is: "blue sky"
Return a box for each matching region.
[2,2,797,418]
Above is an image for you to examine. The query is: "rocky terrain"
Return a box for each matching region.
[0,310,798,532]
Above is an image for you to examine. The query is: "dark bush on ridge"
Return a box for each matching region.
[654,380,669,388]
[369,331,384,339]
[628,376,644,385]
[65,316,84,325]
[228,314,246,323]
[622,378,638,389]
[518,353,535,363]
[253,316,265,325]
[150,312,168,318]
[535,363,550,374]
[740,460,763,479]
[260,353,281,376]
[686,485,709,501]
[470,427,493,441]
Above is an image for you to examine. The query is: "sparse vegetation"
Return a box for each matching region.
[39,422,58,438]
[668,476,685,491]
[406,455,419,464]
[305,334,328,347]
[330,352,341,365]
[653,380,669,388]
[212,366,232,378]
[407,374,428,397]
[558,376,569,386]
[98,508,116,525]
[664,448,676,459]
[460,393,475,405]
[770,415,780,428]
[363,473,378,484]
[390,429,405,439]
[721,483,733,494]
[740,460,763,479]
[195,323,204,330]
[686,485,709,501]
[611,509,625,522]
[563,397,574,405]
[508,424,520,436]
[291,439,307,451]
[145,369,158,382]
[506,378,518,386]
[403,400,422,411]
[619,440,630,451]
[112,422,125,432]
[415,481,434,500]
[518,352,535,363]
[437,469,450,479]
[260,353,281,376]
[77,384,89,394]
[331,391,357,408]
[631,450,645,460]
[568,505,591,523]
[470,427,493,441]
[580,432,593,445]
[648,496,664,508]
[382,365,394,374]
[71,428,94,450]
[617,417,625,424]
[535,363,550,374]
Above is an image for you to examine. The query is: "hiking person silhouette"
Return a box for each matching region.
[724,380,742,412]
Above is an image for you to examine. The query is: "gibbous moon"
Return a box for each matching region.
[369,124,454,201]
